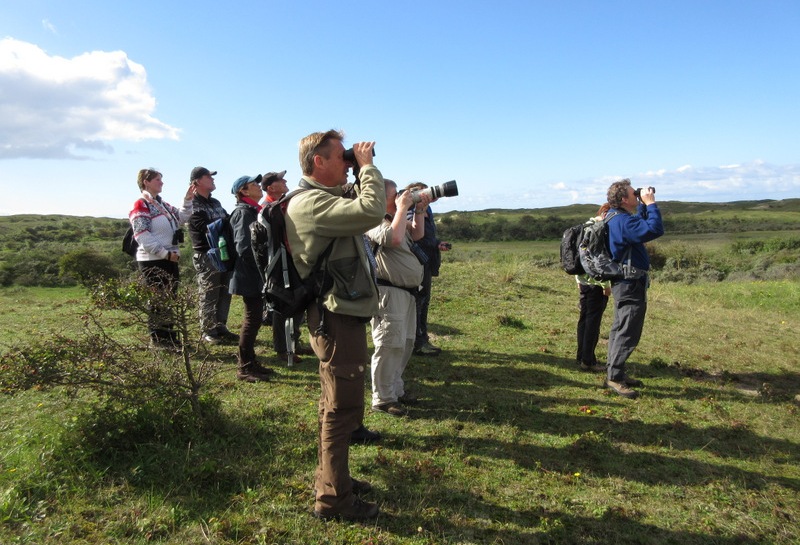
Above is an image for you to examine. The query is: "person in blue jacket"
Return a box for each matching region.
[604,179,664,399]
[228,174,275,382]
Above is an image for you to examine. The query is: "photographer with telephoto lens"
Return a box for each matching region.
[405,182,453,356]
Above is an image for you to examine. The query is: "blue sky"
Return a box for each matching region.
[1,0,799,218]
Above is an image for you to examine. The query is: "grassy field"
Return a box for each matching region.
[1,242,799,544]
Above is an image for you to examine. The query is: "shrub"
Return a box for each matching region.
[0,276,217,418]
[59,249,120,286]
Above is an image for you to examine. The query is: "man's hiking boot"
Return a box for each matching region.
[605,379,639,399]
[218,328,239,342]
[398,392,418,405]
[372,402,407,417]
[237,364,270,383]
[351,424,381,444]
[277,352,302,364]
[295,343,316,356]
[313,477,372,499]
[414,342,441,356]
[251,362,276,377]
[580,362,606,373]
[202,334,224,345]
[623,376,643,387]
[351,477,372,495]
[313,497,379,522]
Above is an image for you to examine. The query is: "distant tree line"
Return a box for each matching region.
[436,213,798,242]
[0,209,798,287]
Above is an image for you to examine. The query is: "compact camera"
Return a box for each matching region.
[172,229,185,246]
[634,186,655,199]
[410,180,459,204]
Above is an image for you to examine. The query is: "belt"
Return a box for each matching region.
[376,278,419,296]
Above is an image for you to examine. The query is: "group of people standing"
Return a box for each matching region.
[128,130,450,522]
[129,134,662,524]
[574,179,663,400]
[128,167,315,380]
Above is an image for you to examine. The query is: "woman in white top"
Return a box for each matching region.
[128,168,193,348]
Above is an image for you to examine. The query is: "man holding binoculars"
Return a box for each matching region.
[604,180,664,399]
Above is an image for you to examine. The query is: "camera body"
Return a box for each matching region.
[634,186,656,199]
[410,180,459,204]
[172,229,185,246]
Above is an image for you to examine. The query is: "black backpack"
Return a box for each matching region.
[250,186,333,321]
[578,210,634,281]
[560,223,586,275]
[122,226,138,257]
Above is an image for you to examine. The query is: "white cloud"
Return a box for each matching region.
[624,161,800,202]
[481,160,800,212]
[0,38,180,160]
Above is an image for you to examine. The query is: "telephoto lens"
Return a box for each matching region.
[410,180,459,204]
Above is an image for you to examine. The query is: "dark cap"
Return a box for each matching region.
[190,166,217,181]
[262,170,287,187]
[231,174,263,195]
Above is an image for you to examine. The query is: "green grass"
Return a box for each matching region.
[1,243,799,544]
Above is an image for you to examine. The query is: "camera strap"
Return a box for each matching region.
[149,197,179,234]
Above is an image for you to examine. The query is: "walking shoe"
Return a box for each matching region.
[277,352,302,364]
[251,362,276,377]
[605,379,639,399]
[372,402,407,416]
[219,328,239,342]
[237,366,270,383]
[313,497,379,522]
[202,334,223,345]
[351,424,381,444]
[398,392,418,405]
[313,478,372,501]
[414,342,441,356]
[580,362,607,373]
[623,376,643,387]
[351,477,372,495]
[295,343,316,356]
[149,340,182,354]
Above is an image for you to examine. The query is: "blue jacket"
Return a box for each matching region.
[607,203,664,270]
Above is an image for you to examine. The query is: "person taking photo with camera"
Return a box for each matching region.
[367,180,431,417]
[404,182,451,356]
[604,180,664,399]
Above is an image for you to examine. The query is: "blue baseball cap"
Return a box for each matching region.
[231,174,263,195]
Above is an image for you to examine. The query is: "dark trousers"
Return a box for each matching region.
[577,284,608,365]
[307,305,368,514]
[237,295,263,365]
[138,260,180,343]
[607,277,649,382]
[414,265,433,347]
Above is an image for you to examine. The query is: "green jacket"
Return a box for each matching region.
[285,165,386,318]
